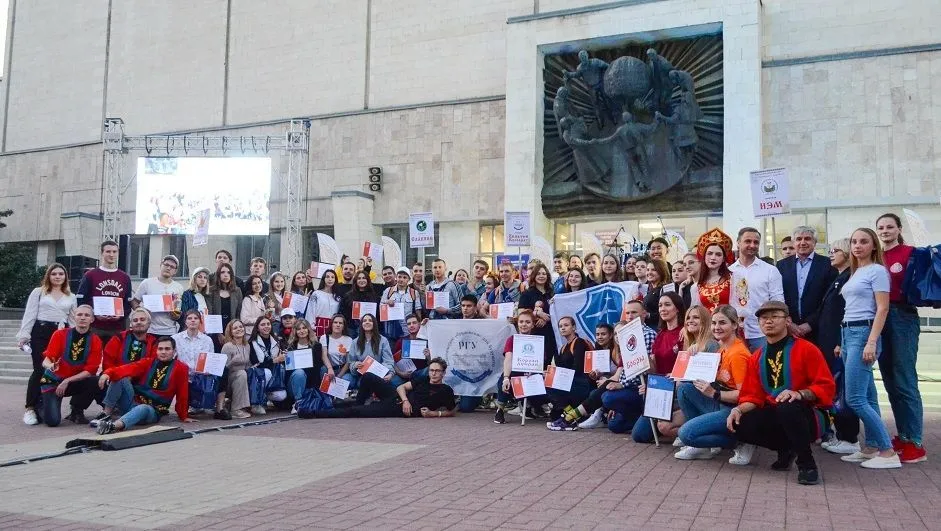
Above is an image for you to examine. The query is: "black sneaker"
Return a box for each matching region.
[493,409,506,424]
[797,467,820,485]
[526,406,547,419]
[67,411,88,425]
[771,451,795,471]
[214,409,232,421]
[96,419,116,435]
[89,411,110,428]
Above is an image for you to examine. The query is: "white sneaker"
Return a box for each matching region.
[290,405,298,415]
[251,405,266,415]
[841,450,878,463]
[824,440,861,455]
[578,408,604,429]
[860,454,902,469]
[22,409,38,425]
[506,405,531,419]
[728,444,755,465]
[674,446,716,460]
[673,437,685,447]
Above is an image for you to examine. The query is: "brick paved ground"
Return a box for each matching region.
[1,382,940,530]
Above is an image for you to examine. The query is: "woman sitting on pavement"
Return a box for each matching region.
[545,316,596,430]
[284,318,322,412]
[248,315,288,405]
[673,304,754,464]
[347,314,397,389]
[220,320,253,419]
[319,314,354,385]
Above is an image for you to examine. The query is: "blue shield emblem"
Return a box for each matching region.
[575,285,625,342]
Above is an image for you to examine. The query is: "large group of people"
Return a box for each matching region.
[14,212,929,484]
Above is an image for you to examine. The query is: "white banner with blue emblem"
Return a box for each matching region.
[549,281,641,347]
[425,319,515,396]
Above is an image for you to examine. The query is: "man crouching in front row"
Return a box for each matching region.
[95,336,196,434]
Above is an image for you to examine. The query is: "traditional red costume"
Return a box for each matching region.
[694,228,735,312]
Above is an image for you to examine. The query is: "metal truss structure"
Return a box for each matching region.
[101,117,310,271]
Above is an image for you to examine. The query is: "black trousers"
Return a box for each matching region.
[39,377,99,427]
[833,407,860,444]
[316,373,403,418]
[735,401,818,468]
[25,321,58,409]
[580,380,621,413]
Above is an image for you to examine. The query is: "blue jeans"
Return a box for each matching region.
[630,415,656,442]
[678,405,735,449]
[745,336,766,353]
[842,325,891,451]
[458,396,482,413]
[600,387,643,434]
[118,404,161,430]
[412,367,429,380]
[103,378,135,414]
[880,306,923,444]
[677,381,720,421]
[288,370,307,401]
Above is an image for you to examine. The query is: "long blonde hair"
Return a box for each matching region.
[223,319,247,345]
[849,228,884,275]
[41,263,71,295]
[682,305,713,350]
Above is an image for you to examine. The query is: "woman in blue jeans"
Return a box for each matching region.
[838,228,899,469]
[876,213,926,463]
[674,305,752,463]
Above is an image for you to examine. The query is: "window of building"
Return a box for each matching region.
[236,233,280,276]
[165,235,191,278]
[475,223,505,269]
[126,235,150,278]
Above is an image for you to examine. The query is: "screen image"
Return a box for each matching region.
[135,157,272,236]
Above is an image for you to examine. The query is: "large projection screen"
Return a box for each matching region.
[135,157,272,236]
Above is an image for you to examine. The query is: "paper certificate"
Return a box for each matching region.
[285,348,314,370]
[617,318,650,381]
[352,301,378,320]
[511,374,547,398]
[319,374,350,399]
[284,293,309,315]
[584,349,611,373]
[195,352,227,377]
[402,339,427,360]
[671,351,721,382]
[395,358,417,374]
[309,262,334,279]
[202,314,223,334]
[544,365,574,392]
[511,334,544,373]
[379,303,405,322]
[357,356,390,378]
[489,302,514,320]
[644,374,675,421]
[661,283,676,294]
[141,294,174,313]
[363,241,384,264]
[92,296,124,317]
[425,291,449,310]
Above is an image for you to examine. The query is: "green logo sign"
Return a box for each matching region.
[416,220,428,232]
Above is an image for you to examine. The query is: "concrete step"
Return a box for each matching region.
[0,375,28,385]
[0,367,32,378]
[0,359,32,369]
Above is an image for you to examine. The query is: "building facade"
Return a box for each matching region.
[0,0,938,278]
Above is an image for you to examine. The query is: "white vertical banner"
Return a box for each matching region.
[903,208,931,246]
[192,208,210,247]
[317,233,342,265]
[504,211,531,248]
[750,167,791,218]
[381,236,403,269]
[409,212,435,248]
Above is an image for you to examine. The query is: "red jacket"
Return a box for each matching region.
[43,328,103,380]
[103,331,158,371]
[738,337,835,409]
[105,357,190,421]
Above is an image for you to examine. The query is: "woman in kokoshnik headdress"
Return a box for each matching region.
[688,228,742,313]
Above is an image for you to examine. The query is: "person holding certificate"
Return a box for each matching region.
[347,314,397,389]
[380,267,424,342]
[674,305,754,464]
[518,263,556,369]
[340,272,382,338]
[308,270,342,338]
[171,310,231,420]
[177,267,211,330]
[284,319,322,411]
[392,314,430,382]
[493,310,545,424]
[318,314,354,385]
[220,320,253,419]
[727,301,835,485]
[545,316,596,430]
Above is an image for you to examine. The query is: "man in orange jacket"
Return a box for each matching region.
[95,336,195,434]
[37,305,103,426]
[727,301,835,486]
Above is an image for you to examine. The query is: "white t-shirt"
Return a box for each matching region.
[319,334,353,368]
[133,277,185,335]
[841,264,890,322]
[308,290,341,321]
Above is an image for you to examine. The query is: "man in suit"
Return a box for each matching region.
[776,226,838,344]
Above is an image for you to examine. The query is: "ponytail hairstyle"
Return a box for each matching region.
[876,213,904,245]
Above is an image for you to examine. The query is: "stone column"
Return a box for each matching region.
[438,221,480,268]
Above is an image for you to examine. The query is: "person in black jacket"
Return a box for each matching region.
[815,238,860,454]
[518,263,557,368]
[340,271,382,338]
[776,226,838,344]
